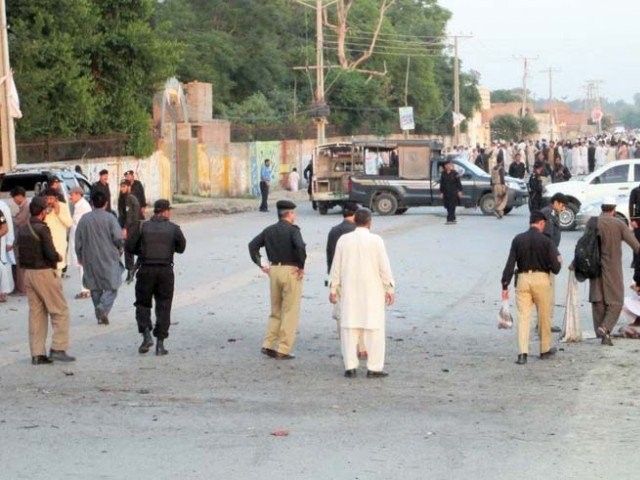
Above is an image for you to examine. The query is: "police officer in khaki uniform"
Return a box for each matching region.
[249,200,306,359]
[501,211,562,365]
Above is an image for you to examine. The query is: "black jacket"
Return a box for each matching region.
[15,218,60,269]
[501,227,562,288]
[249,219,306,269]
[326,220,356,273]
[130,180,147,208]
[91,181,112,211]
[508,162,526,179]
[126,215,186,265]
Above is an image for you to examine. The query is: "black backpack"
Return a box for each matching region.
[573,219,601,281]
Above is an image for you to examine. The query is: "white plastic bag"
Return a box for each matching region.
[498,299,513,329]
[561,270,582,342]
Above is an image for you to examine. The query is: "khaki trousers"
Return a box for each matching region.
[492,185,508,214]
[25,269,70,356]
[264,265,303,355]
[515,271,552,355]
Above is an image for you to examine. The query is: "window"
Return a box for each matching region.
[634,164,640,182]
[595,164,629,184]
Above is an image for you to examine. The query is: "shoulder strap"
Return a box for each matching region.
[27,221,41,242]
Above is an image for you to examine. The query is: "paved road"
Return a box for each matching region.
[1,201,639,479]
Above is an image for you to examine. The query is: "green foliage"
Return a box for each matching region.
[491,114,538,141]
[490,89,522,104]
[10,0,485,150]
[8,0,178,156]
[155,0,480,137]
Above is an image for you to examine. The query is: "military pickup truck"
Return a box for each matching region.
[347,140,529,215]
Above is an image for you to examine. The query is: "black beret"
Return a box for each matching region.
[343,201,359,215]
[529,211,546,224]
[153,199,171,213]
[550,193,568,205]
[276,200,296,210]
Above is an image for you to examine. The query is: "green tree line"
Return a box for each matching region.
[8,0,481,156]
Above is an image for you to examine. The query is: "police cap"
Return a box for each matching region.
[529,211,546,224]
[550,193,568,205]
[153,199,172,213]
[276,200,297,211]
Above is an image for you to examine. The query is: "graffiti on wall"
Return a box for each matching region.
[249,141,281,197]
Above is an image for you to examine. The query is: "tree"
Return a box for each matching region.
[323,0,396,75]
[490,89,522,104]
[8,0,179,156]
[8,1,99,139]
[90,0,180,155]
[491,114,538,141]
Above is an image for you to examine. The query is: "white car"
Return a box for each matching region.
[575,194,630,229]
[542,159,640,230]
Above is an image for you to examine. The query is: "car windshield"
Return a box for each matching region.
[455,159,488,176]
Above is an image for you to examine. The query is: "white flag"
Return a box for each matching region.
[452,111,466,128]
[0,71,22,119]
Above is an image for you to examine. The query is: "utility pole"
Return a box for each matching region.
[584,79,604,133]
[452,34,472,146]
[514,55,537,117]
[541,67,560,141]
[292,0,338,145]
[0,0,16,171]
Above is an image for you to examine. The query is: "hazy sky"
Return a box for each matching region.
[438,0,640,103]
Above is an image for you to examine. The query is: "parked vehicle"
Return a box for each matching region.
[576,195,630,228]
[0,164,92,205]
[311,142,360,215]
[542,159,640,230]
[347,141,529,216]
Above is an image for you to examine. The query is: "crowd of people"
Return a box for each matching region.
[0,169,186,364]
[449,134,640,179]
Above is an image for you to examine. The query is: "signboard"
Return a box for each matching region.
[399,106,415,131]
[591,107,603,123]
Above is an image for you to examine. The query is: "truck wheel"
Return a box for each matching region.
[503,206,513,215]
[395,207,408,215]
[318,203,329,215]
[479,193,496,215]
[559,202,578,231]
[373,193,398,215]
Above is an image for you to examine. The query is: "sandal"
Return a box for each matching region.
[74,291,90,299]
[597,326,613,346]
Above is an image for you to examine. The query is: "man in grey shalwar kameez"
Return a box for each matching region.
[75,191,124,325]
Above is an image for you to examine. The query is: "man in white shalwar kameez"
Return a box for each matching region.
[0,200,15,301]
[68,187,92,299]
[329,208,395,378]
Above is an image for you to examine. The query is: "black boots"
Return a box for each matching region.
[32,355,53,365]
[156,339,168,356]
[138,329,154,354]
[516,354,527,365]
[49,349,76,362]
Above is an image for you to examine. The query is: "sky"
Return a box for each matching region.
[438,0,640,104]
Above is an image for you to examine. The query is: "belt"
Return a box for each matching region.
[272,262,298,267]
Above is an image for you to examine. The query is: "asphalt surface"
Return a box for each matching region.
[1,197,640,479]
